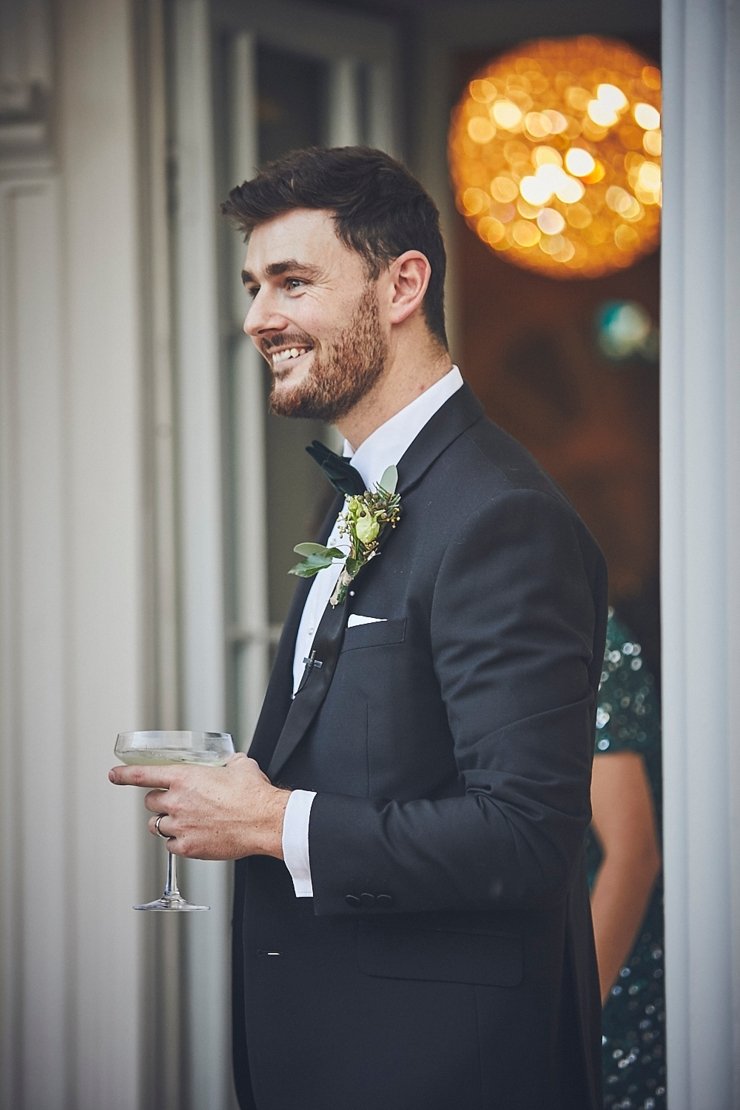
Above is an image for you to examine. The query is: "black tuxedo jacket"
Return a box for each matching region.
[233,384,607,1110]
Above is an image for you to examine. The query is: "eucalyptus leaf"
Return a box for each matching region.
[289,562,323,578]
[298,554,333,570]
[293,542,343,558]
[289,556,331,576]
[288,542,344,579]
[378,465,398,495]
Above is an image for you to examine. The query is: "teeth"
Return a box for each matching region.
[272,347,307,366]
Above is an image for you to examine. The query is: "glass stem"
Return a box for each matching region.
[163,848,181,899]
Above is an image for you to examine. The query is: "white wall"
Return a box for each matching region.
[1,0,152,1105]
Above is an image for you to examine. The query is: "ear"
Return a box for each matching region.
[386,251,432,326]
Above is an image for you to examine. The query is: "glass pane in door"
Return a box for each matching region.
[257,43,326,159]
[255,43,336,629]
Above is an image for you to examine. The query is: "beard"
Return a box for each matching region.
[266,284,388,423]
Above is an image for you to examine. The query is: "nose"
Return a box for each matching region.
[243,287,287,338]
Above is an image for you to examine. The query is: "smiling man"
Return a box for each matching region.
[110,146,608,1110]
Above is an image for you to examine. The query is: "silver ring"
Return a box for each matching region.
[154,813,169,840]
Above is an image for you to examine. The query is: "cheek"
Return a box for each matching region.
[248,333,271,366]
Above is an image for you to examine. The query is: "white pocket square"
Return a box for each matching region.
[347,614,387,627]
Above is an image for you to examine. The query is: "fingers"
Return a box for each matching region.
[109,764,174,789]
[108,751,275,860]
[149,812,173,841]
[143,787,169,814]
[109,751,251,786]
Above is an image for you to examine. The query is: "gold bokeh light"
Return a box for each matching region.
[448,36,662,278]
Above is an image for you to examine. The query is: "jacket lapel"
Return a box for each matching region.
[395,382,484,497]
[266,591,350,780]
[246,572,312,770]
[247,493,342,770]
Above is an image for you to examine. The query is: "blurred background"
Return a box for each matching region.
[1,0,737,1108]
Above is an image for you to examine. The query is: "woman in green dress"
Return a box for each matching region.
[587,610,666,1108]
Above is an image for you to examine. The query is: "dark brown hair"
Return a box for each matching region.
[221,146,448,348]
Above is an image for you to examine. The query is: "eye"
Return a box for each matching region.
[244,283,259,300]
[284,278,306,292]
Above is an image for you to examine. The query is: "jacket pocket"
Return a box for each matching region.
[357,918,523,987]
[341,616,407,652]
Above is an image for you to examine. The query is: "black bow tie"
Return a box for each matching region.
[306,440,366,496]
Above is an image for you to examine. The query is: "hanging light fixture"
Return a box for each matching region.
[448,35,662,278]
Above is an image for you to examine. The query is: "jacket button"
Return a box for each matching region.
[376,893,393,907]
[359,892,376,907]
[344,894,361,907]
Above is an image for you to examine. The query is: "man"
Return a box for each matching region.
[111,146,607,1109]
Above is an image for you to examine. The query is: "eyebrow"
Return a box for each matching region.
[241,260,322,286]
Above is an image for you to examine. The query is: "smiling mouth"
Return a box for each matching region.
[271,346,311,368]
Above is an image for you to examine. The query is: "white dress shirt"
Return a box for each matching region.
[282,365,464,895]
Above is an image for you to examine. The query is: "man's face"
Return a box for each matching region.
[241,208,388,423]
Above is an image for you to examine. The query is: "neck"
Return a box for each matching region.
[338,336,452,450]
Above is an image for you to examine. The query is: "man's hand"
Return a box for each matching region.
[108,753,289,861]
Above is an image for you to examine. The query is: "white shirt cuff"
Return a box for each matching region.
[282,789,316,897]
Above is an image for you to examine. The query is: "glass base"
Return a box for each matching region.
[134,893,209,912]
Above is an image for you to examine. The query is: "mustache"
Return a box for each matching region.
[260,332,314,355]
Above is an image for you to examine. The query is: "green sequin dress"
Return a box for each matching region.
[586,611,666,1109]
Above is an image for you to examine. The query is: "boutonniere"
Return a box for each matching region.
[289,466,401,606]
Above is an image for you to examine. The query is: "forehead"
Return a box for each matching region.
[243,207,356,274]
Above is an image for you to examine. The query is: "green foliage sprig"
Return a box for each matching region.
[289,466,401,606]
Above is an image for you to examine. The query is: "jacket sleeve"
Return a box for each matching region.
[307,487,606,916]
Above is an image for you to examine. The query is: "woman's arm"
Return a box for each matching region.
[589,750,661,1004]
